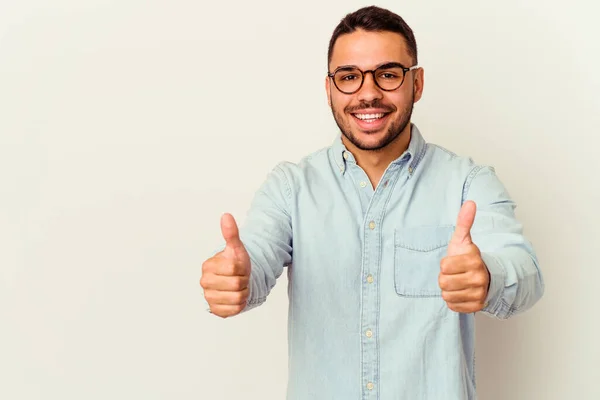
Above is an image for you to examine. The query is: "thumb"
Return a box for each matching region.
[220,213,246,259]
[451,200,476,247]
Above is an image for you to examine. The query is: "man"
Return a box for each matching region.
[199,5,544,400]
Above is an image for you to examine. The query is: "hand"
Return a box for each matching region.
[200,213,251,318]
[438,201,490,313]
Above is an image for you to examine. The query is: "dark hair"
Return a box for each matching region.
[327,6,418,69]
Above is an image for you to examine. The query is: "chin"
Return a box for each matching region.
[354,126,389,141]
[348,133,390,151]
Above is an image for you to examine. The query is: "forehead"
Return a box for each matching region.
[330,29,411,70]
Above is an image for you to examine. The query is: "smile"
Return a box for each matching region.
[352,112,387,122]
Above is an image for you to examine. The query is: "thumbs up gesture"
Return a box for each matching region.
[438,201,490,313]
[200,213,252,318]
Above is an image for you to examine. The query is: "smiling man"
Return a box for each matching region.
[200,6,544,400]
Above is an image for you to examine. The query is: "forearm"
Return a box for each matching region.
[464,165,545,319]
[205,163,293,315]
[240,236,291,313]
[481,245,544,319]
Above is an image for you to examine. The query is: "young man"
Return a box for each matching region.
[200,6,544,399]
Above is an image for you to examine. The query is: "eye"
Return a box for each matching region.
[379,72,399,79]
[340,74,359,81]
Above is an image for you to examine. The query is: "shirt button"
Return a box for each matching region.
[365,329,373,338]
[368,221,375,230]
[366,382,374,390]
[343,152,349,159]
[408,166,414,174]
[366,274,374,283]
[359,181,367,188]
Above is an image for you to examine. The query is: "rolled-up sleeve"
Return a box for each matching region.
[463,165,545,319]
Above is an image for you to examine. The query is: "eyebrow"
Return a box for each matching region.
[334,61,407,71]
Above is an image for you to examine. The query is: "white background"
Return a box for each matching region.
[1,1,599,399]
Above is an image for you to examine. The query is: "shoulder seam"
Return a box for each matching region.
[274,163,293,209]
[462,165,486,203]
[428,143,458,158]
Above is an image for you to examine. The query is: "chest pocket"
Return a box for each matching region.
[394,226,455,297]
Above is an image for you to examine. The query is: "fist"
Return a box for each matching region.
[438,201,490,313]
[200,213,251,318]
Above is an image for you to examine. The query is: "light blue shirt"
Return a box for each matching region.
[204,124,544,399]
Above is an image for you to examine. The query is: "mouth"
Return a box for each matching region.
[350,111,392,131]
[352,112,388,122]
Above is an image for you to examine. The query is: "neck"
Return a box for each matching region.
[342,124,412,188]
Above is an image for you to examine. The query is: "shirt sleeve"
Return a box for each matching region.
[462,165,545,319]
[205,163,293,315]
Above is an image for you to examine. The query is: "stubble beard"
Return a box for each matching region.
[331,94,414,152]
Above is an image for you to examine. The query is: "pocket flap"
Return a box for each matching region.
[394,225,455,297]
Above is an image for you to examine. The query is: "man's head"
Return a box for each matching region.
[326,6,424,152]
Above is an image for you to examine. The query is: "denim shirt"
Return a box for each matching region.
[205,124,544,399]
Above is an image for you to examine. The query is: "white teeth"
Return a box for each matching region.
[355,113,385,120]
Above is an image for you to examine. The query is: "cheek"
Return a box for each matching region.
[331,94,350,114]
[385,94,412,113]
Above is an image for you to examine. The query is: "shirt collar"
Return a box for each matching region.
[331,123,427,176]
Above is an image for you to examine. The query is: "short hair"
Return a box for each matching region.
[327,6,418,68]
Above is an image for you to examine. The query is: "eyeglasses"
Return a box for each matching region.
[327,62,419,94]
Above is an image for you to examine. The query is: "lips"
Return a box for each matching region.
[353,112,386,121]
[351,110,391,131]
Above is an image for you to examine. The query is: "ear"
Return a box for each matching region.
[412,67,424,103]
[325,76,332,107]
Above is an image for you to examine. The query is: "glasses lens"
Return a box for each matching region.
[374,66,405,90]
[334,68,363,93]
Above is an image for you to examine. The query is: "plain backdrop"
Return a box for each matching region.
[1,1,599,399]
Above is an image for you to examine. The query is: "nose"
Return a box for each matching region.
[357,71,383,102]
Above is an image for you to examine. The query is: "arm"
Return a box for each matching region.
[463,165,545,319]
[205,163,293,314]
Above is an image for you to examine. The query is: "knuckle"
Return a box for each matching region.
[203,290,215,303]
[231,262,242,276]
[477,287,487,300]
[202,257,216,272]
[201,272,218,289]
[440,258,449,273]
[470,257,482,270]
[231,291,245,305]
[215,311,229,319]
[438,274,447,289]
[199,274,209,289]
[236,261,249,276]
[225,261,237,276]
[473,273,487,287]
[233,277,246,291]
[234,304,246,314]
[441,290,451,302]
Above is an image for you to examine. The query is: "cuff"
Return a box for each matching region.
[480,252,506,315]
[238,265,266,314]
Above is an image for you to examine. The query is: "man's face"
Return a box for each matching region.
[326,29,423,151]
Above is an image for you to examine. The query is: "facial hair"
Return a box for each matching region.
[330,94,414,151]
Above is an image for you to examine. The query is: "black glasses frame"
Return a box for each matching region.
[327,63,419,94]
